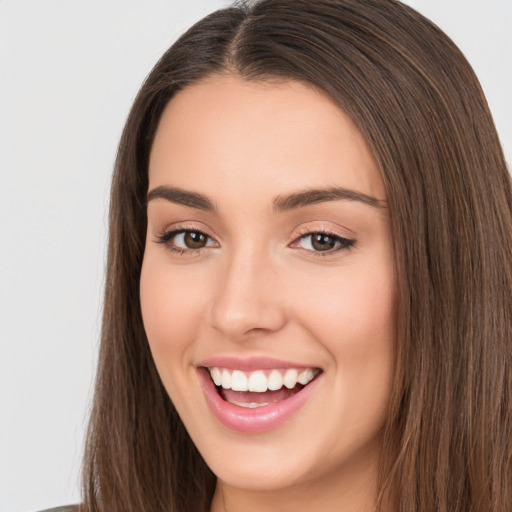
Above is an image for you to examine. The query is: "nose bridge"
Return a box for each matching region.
[210,243,285,339]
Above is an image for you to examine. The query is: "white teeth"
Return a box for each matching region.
[221,369,232,389]
[230,401,270,408]
[231,370,248,391]
[297,368,314,385]
[283,369,299,389]
[267,370,283,391]
[210,367,222,386]
[208,366,319,392]
[248,371,267,392]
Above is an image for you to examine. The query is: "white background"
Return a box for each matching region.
[0,1,510,511]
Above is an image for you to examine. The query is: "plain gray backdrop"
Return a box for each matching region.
[0,1,510,511]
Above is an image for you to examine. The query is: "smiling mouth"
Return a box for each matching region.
[205,367,322,408]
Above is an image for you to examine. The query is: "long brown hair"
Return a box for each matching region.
[80,1,512,511]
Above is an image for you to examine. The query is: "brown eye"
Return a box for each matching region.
[311,233,337,251]
[156,229,218,253]
[295,232,356,253]
[183,231,208,249]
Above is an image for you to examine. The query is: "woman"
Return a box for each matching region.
[58,0,512,510]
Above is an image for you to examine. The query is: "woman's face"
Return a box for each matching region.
[141,75,396,503]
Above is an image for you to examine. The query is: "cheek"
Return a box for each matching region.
[292,261,396,382]
[297,262,394,335]
[139,255,208,359]
[310,267,396,441]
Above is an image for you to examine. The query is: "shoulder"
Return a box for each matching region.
[38,507,79,512]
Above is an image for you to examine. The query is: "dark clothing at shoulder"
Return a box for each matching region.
[39,506,79,512]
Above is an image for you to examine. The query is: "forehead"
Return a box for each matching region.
[149,75,385,203]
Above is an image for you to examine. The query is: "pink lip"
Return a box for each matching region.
[198,355,317,371]
[197,367,322,434]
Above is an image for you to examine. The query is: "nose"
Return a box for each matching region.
[209,248,287,340]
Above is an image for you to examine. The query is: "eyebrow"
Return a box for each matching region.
[146,185,386,213]
[147,185,216,212]
[273,187,386,212]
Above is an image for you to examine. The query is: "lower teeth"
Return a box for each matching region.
[229,401,270,408]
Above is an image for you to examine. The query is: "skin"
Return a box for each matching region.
[140,75,397,512]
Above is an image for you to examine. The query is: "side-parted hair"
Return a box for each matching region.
[80,1,512,511]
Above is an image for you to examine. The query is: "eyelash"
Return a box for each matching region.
[155,229,215,256]
[292,228,356,256]
[155,228,356,257]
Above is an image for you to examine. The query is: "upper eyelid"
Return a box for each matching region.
[160,227,218,243]
[159,226,350,240]
[157,222,218,239]
[292,224,355,241]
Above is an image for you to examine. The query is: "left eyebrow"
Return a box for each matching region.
[146,185,216,212]
[273,187,387,212]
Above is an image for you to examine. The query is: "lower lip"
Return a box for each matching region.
[197,368,322,433]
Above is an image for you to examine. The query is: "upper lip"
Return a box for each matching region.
[197,356,321,371]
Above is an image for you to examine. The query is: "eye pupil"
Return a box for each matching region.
[311,233,336,251]
[184,231,207,249]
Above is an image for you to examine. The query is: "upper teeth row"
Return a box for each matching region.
[208,367,318,392]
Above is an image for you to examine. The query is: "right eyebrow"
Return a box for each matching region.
[273,186,386,212]
[146,185,216,212]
